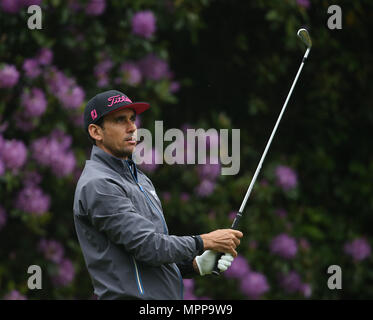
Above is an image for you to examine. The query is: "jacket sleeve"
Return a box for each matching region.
[177,259,197,278]
[81,178,199,267]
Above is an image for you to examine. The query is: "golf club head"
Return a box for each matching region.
[297,28,312,48]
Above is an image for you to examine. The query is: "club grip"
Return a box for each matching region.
[211,253,224,276]
[211,212,242,276]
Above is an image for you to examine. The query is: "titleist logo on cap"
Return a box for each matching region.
[107,95,132,107]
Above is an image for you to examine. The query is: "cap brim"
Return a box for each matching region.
[106,102,150,116]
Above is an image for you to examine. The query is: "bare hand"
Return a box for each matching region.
[200,229,243,257]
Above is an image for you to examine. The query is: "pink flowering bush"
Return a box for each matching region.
[0,64,19,88]
[132,10,157,39]
[0,0,372,300]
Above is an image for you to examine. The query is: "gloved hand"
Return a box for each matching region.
[195,250,234,276]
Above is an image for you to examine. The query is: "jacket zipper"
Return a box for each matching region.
[125,161,168,234]
[141,187,168,234]
[132,256,144,296]
[174,264,184,299]
[125,161,184,299]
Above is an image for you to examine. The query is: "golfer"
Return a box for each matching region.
[73,90,243,300]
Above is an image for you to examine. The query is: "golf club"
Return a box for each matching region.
[212,28,312,276]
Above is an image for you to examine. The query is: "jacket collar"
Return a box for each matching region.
[90,145,137,178]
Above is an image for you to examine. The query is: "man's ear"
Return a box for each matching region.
[88,124,103,144]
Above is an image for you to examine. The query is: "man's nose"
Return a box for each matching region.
[127,121,136,133]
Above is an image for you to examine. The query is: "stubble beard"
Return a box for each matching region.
[103,141,134,160]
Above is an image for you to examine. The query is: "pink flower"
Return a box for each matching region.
[14,111,36,132]
[85,0,106,16]
[275,165,298,191]
[31,130,76,177]
[195,179,215,197]
[23,171,42,186]
[52,258,75,287]
[183,279,197,300]
[278,271,312,298]
[170,81,180,93]
[240,271,269,299]
[180,192,190,202]
[138,54,170,81]
[0,0,22,13]
[2,139,27,172]
[37,48,53,65]
[44,66,85,109]
[21,0,42,6]
[15,184,51,215]
[38,239,65,263]
[0,158,4,176]
[296,0,310,9]
[270,233,298,259]
[278,271,302,293]
[0,64,20,88]
[224,254,250,279]
[196,162,221,182]
[344,238,371,262]
[3,290,27,300]
[23,58,42,79]
[183,278,194,292]
[228,211,236,221]
[119,62,142,86]
[59,86,85,109]
[21,87,47,117]
[131,10,157,39]
[300,283,312,298]
[184,291,197,300]
[94,58,113,88]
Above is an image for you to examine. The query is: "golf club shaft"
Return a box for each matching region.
[236,47,310,215]
[211,47,311,276]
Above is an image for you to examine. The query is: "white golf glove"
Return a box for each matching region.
[195,250,234,276]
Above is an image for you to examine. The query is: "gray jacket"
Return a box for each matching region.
[73,145,200,300]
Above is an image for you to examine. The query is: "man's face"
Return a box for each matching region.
[93,108,137,159]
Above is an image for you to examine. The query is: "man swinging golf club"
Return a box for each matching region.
[73,89,243,300]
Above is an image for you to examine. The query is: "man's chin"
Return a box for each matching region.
[107,147,134,160]
[121,146,135,159]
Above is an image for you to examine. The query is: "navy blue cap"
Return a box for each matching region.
[84,90,150,131]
